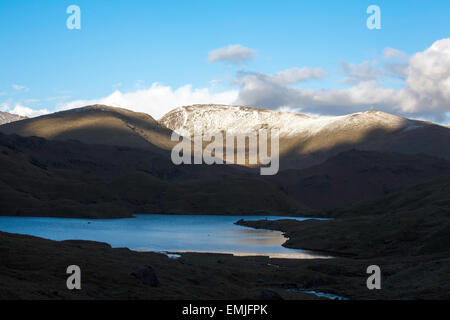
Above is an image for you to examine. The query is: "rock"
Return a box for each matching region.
[131,265,159,287]
[261,289,283,300]
[303,276,327,287]
[187,276,200,285]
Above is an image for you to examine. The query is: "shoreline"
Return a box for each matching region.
[0,210,324,220]
[235,219,357,258]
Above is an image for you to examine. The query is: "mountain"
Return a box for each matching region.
[160,104,450,169]
[1,104,449,217]
[4,104,448,171]
[0,105,174,152]
[0,111,26,125]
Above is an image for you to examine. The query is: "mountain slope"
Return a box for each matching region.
[0,133,306,218]
[0,105,174,151]
[269,150,450,209]
[160,104,450,169]
[0,111,26,125]
[239,175,450,257]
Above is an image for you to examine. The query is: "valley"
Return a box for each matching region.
[0,104,449,300]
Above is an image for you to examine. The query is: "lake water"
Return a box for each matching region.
[0,214,330,259]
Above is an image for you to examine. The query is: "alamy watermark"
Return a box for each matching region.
[66,265,81,290]
[66,5,81,30]
[366,265,381,290]
[170,128,280,176]
[367,5,381,30]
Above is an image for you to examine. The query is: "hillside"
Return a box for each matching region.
[239,175,450,257]
[0,105,174,151]
[1,131,449,217]
[269,150,450,209]
[0,133,305,218]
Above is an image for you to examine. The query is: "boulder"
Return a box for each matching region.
[261,289,283,300]
[131,265,159,287]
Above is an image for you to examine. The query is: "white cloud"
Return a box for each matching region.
[340,61,385,84]
[402,38,450,113]
[208,44,256,64]
[234,38,450,122]
[1,103,49,117]
[12,84,29,92]
[232,67,325,107]
[112,82,123,89]
[383,47,409,78]
[384,47,407,60]
[273,67,325,84]
[58,83,238,119]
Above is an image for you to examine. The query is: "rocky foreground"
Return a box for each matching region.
[1,226,448,300]
[0,230,404,300]
[236,176,450,300]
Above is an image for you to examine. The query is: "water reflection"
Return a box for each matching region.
[226,228,286,246]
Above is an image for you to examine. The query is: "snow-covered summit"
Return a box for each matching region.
[159,104,423,137]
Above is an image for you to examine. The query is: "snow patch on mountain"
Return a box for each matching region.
[0,111,27,125]
[159,104,423,137]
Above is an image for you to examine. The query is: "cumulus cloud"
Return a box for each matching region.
[340,61,385,84]
[235,72,396,114]
[1,103,49,117]
[403,39,450,113]
[58,83,238,119]
[234,38,450,122]
[383,47,409,78]
[273,67,325,84]
[232,67,325,107]
[208,44,256,64]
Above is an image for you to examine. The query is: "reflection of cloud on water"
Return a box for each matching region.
[231,252,331,259]
[227,228,286,246]
[231,228,283,237]
[229,236,286,246]
[173,250,331,259]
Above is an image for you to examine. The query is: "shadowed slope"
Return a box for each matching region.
[0,105,175,151]
[238,175,450,257]
[0,133,306,218]
[270,150,450,209]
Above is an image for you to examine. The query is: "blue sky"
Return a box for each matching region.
[1,0,450,123]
